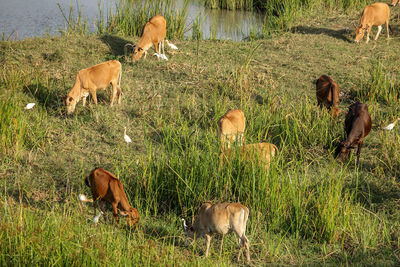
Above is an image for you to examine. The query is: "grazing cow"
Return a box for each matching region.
[182,202,250,263]
[85,168,139,228]
[315,75,341,118]
[337,102,372,165]
[355,3,391,43]
[220,142,278,171]
[64,60,122,114]
[132,15,167,61]
[217,109,246,148]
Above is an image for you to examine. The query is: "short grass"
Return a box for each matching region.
[1,12,400,265]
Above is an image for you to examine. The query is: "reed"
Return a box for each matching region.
[101,0,189,39]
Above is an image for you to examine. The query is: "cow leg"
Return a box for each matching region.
[162,40,165,55]
[117,86,122,105]
[154,42,159,54]
[374,25,382,40]
[205,234,212,257]
[242,235,250,263]
[111,202,119,225]
[99,200,108,222]
[356,141,363,166]
[110,81,117,106]
[386,20,390,39]
[366,26,371,43]
[82,96,87,107]
[91,90,98,105]
[144,50,147,59]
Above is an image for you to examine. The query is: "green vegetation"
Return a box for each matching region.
[1,9,400,266]
[204,0,371,34]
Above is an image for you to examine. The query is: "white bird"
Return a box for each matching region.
[92,211,103,224]
[124,127,132,145]
[24,103,35,109]
[78,193,93,203]
[153,52,162,59]
[181,218,187,231]
[160,54,168,61]
[383,118,400,131]
[166,41,178,50]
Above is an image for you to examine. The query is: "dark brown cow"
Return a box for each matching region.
[337,102,372,165]
[316,75,341,118]
[85,168,139,228]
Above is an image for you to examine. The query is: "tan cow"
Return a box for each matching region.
[355,3,391,43]
[64,60,122,114]
[316,75,341,118]
[84,168,139,228]
[391,0,400,6]
[182,202,250,263]
[217,109,246,149]
[220,142,278,171]
[132,15,167,61]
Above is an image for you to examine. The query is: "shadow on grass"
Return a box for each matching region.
[100,35,133,61]
[23,83,62,111]
[291,26,351,42]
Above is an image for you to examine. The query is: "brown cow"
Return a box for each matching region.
[355,3,391,43]
[220,142,278,171]
[337,102,372,165]
[316,75,341,118]
[132,15,167,61]
[217,109,246,149]
[85,168,139,228]
[65,60,122,114]
[182,202,250,263]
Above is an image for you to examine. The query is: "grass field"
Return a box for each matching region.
[1,11,400,265]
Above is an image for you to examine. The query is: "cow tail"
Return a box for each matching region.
[272,144,279,157]
[118,63,122,89]
[84,176,90,188]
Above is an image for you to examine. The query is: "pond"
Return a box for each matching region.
[0,0,263,41]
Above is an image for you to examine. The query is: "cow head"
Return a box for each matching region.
[127,208,140,228]
[64,95,78,115]
[391,0,399,6]
[336,141,355,161]
[132,45,144,61]
[354,26,366,43]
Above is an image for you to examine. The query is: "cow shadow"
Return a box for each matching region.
[291,26,352,42]
[100,35,134,60]
[23,83,63,112]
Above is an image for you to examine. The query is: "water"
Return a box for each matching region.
[0,0,263,41]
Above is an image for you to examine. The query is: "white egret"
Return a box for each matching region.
[124,127,132,145]
[92,211,103,224]
[160,54,168,61]
[383,118,399,131]
[166,40,178,50]
[78,194,93,203]
[24,103,35,110]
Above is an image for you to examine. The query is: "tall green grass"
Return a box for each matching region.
[204,0,369,35]
[205,0,254,10]
[57,1,89,35]
[100,0,188,39]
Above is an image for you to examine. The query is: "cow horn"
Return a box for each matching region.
[181,218,187,231]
